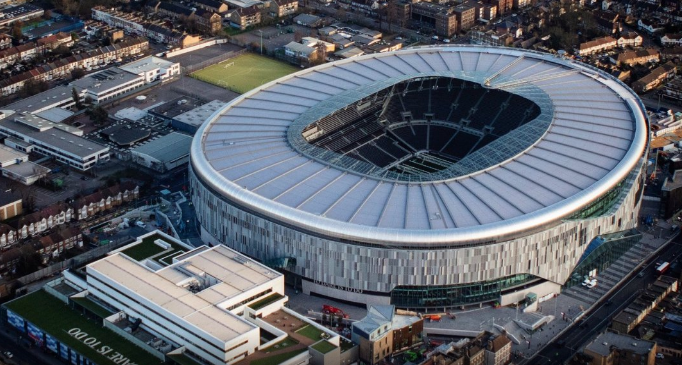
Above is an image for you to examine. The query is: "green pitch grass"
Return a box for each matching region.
[191,53,298,94]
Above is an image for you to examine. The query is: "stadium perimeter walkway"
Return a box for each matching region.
[284,219,677,360]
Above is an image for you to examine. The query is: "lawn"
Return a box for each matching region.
[71,296,114,318]
[311,340,337,354]
[295,325,324,341]
[262,336,298,352]
[250,349,307,365]
[4,290,162,365]
[191,53,298,94]
[121,234,188,263]
[121,236,166,260]
[249,293,284,310]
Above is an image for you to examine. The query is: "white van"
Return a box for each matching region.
[136,221,147,228]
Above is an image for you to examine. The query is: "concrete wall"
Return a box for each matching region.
[499,281,561,307]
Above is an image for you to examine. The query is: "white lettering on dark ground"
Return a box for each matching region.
[67,328,138,365]
[313,280,363,294]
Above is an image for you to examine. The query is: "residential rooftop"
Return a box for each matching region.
[585,332,655,357]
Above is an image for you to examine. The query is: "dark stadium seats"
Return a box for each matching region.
[304,76,540,174]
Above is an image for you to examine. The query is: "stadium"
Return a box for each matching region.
[189,46,648,309]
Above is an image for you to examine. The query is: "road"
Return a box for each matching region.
[527,237,682,364]
[0,322,62,365]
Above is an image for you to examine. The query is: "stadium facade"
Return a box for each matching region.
[189,46,648,309]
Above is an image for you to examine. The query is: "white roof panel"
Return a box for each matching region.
[192,46,647,246]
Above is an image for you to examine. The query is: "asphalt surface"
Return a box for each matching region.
[0,322,63,365]
[528,238,682,364]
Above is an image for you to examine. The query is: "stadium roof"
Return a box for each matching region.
[132,132,192,163]
[191,46,648,246]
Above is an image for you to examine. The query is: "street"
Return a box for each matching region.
[527,238,682,364]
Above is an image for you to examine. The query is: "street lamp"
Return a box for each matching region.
[257,30,263,54]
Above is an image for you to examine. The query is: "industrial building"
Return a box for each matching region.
[0,111,110,171]
[130,132,192,172]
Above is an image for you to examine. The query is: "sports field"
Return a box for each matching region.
[191,53,298,94]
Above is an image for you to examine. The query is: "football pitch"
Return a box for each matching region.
[191,53,298,94]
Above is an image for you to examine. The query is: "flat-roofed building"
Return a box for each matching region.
[411,2,458,37]
[85,231,286,365]
[0,4,44,27]
[0,112,109,171]
[119,56,181,83]
[0,186,21,220]
[584,332,656,365]
[172,100,227,134]
[453,4,475,32]
[72,67,144,103]
[131,132,192,172]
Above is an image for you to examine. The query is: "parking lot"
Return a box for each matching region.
[233,24,318,52]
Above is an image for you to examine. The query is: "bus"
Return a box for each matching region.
[656,262,670,274]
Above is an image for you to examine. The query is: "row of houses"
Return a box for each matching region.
[146,1,223,34]
[610,276,678,334]
[0,32,74,70]
[662,33,682,47]
[616,48,659,66]
[0,225,83,275]
[91,7,202,48]
[224,0,298,30]
[0,182,139,250]
[0,37,149,96]
[632,61,677,93]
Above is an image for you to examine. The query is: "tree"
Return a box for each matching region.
[386,0,400,32]
[71,67,85,80]
[11,21,23,42]
[14,244,41,277]
[86,105,109,126]
[53,44,71,57]
[43,9,53,20]
[336,7,347,21]
[72,87,83,110]
[19,78,49,97]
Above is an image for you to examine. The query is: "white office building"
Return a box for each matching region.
[72,67,145,103]
[82,231,288,365]
[119,56,181,83]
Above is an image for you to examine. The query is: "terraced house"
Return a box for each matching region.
[73,182,139,220]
